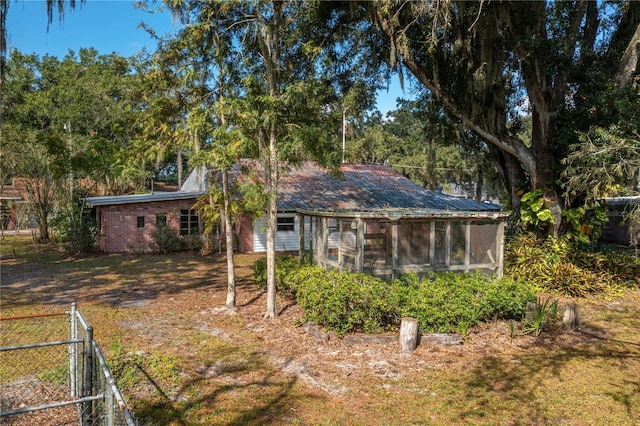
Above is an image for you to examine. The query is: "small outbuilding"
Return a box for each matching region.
[600,196,640,246]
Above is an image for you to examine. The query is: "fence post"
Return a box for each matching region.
[83,325,94,426]
[70,302,78,398]
[106,378,115,426]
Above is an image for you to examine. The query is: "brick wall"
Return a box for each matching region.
[96,199,197,253]
[236,214,254,252]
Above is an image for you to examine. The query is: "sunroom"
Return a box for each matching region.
[298,208,509,280]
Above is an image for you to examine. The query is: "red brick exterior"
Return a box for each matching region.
[96,199,198,253]
[235,214,255,253]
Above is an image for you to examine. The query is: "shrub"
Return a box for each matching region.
[394,272,536,333]
[522,297,560,336]
[151,226,203,253]
[253,255,300,295]
[505,232,639,296]
[151,225,182,253]
[284,266,535,336]
[287,266,397,336]
[50,201,97,254]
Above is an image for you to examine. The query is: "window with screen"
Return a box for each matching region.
[277,216,295,232]
[180,209,199,235]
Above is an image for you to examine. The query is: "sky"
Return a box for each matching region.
[6,0,410,115]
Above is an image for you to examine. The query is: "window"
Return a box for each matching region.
[137,216,145,228]
[156,213,167,227]
[180,209,199,235]
[277,216,295,232]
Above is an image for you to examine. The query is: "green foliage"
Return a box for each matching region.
[151,224,183,254]
[253,255,300,295]
[522,297,559,337]
[562,202,609,246]
[394,272,536,334]
[287,266,397,336]
[562,125,640,203]
[520,190,554,230]
[273,261,535,336]
[108,340,181,394]
[49,191,97,254]
[505,233,640,297]
[37,363,69,387]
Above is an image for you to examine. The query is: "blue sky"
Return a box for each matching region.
[6,0,409,114]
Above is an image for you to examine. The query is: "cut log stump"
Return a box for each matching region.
[399,317,419,352]
[563,303,580,330]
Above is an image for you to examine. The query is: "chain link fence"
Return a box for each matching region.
[0,304,137,426]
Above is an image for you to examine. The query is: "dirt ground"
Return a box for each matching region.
[2,242,640,424]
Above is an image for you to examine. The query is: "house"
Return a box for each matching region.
[186,160,508,277]
[85,191,204,253]
[86,160,508,278]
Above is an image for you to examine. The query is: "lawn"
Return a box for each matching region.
[1,234,639,425]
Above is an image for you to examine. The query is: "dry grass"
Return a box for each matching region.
[1,234,639,425]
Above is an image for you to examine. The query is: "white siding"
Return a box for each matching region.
[253,214,300,253]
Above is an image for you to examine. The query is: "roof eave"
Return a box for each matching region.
[84,191,205,207]
[296,208,510,220]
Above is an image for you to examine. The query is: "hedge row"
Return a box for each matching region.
[254,258,536,336]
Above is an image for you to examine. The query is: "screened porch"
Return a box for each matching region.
[298,209,508,280]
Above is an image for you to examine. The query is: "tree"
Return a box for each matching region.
[336,1,640,229]
[1,0,84,119]
[148,1,249,309]
[14,134,60,240]
[165,0,352,318]
[2,49,146,241]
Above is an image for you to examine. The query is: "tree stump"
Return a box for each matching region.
[399,317,419,352]
[562,303,580,330]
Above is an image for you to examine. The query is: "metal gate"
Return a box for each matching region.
[0,303,136,425]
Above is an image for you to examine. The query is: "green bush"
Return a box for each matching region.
[287,266,397,336]
[505,232,639,296]
[151,225,182,253]
[151,226,203,253]
[253,255,300,294]
[394,272,536,333]
[282,265,535,336]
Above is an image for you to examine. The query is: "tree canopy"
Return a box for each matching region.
[349,0,639,214]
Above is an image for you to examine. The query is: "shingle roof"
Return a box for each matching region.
[228,160,502,213]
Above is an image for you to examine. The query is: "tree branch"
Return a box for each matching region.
[616,22,640,88]
[361,1,535,175]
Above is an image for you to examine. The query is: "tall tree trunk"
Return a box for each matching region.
[616,23,640,88]
[222,167,236,308]
[264,129,278,319]
[529,104,556,189]
[264,0,283,319]
[177,150,183,187]
[475,166,483,202]
[490,145,526,213]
